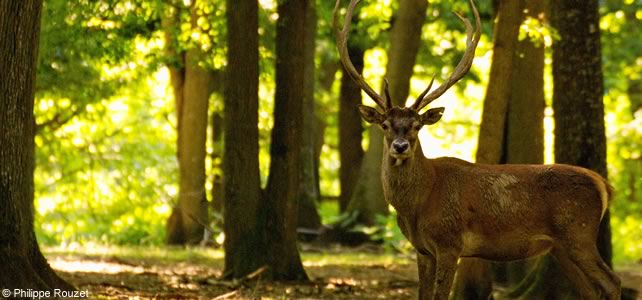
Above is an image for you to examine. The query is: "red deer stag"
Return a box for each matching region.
[333,0,621,299]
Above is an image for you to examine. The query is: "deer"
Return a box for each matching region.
[333,0,621,299]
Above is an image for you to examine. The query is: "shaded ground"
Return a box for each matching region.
[45,245,642,299]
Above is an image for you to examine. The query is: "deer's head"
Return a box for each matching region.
[359,103,444,162]
[333,0,481,164]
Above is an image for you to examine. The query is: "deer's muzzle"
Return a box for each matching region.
[391,140,410,155]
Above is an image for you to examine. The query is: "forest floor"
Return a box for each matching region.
[45,244,642,300]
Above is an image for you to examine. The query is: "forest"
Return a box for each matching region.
[1,0,641,299]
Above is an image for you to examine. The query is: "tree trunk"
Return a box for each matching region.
[347,0,428,226]
[0,0,74,292]
[298,0,323,231]
[475,0,523,165]
[508,0,613,298]
[262,0,310,281]
[338,43,365,213]
[457,0,548,297]
[338,8,366,213]
[165,4,213,245]
[347,127,386,226]
[222,0,267,279]
[224,0,312,280]
[551,0,611,266]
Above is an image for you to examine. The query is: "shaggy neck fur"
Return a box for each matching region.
[381,142,435,217]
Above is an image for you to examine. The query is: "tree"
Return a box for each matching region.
[509,0,616,298]
[347,0,428,226]
[0,0,74,291]
[475,0,524,164]
[223,0,311,281]
[222,0,265,279]
[338,33,366,213]
[455,0,546,297]
[552,0,611,267]
[502,1,616,298]
[163,1,214,245]
[262,0,311,280]
[298,0,323,231]
[486,0,615,298]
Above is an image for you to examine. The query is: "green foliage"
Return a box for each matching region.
[35,70,177,245]
[30,0,642,266]
[518,17,559,48]
[371,212,413,254]
[600,0,642,263]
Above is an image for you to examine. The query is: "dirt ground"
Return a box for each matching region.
[46,246,642,300]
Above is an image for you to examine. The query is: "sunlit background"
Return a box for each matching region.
[32,0,641,264]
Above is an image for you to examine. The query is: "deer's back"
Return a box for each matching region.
[417,158,607,260]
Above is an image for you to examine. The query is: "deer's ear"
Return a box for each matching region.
[359,105,385,124]
[421,107,445,125]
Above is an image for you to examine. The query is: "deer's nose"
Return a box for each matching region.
[392,141,409,153]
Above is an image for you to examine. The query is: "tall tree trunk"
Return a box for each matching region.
[456,0,547,298]
[348,0,428,226]
[510,0,612,298]
[347,127,385,226]
[222,0,266,279]
[298,0,323,231]
[551,0,612,266]
[475,0,522,164]
[0,0,74,292]
[338,24,365,213]
[263,0,310,280]
[165,4,213,245]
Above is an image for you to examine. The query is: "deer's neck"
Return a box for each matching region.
[381,142,435,217]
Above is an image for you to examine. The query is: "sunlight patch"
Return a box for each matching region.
[49,257,145,274]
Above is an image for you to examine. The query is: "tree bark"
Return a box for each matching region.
[347,0,428,226]
[0,0,74,292]
[262,0,310,280]
[165,3,213,245]
[222,0,266,279]
[475,0,523,165]
[551,0,611,266]
[338,43,365,213]
[298,0,323,231]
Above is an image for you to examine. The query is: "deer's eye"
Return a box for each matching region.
[414,124,422,131]
[381,123,389,130]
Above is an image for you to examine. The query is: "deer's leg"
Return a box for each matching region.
[417,251,436,300]
[432,250,459,300]
[551,247,598,299]
[570,246,621,300]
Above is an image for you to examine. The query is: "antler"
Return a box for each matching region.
[333,0,388,110]
[411,0,481,111]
